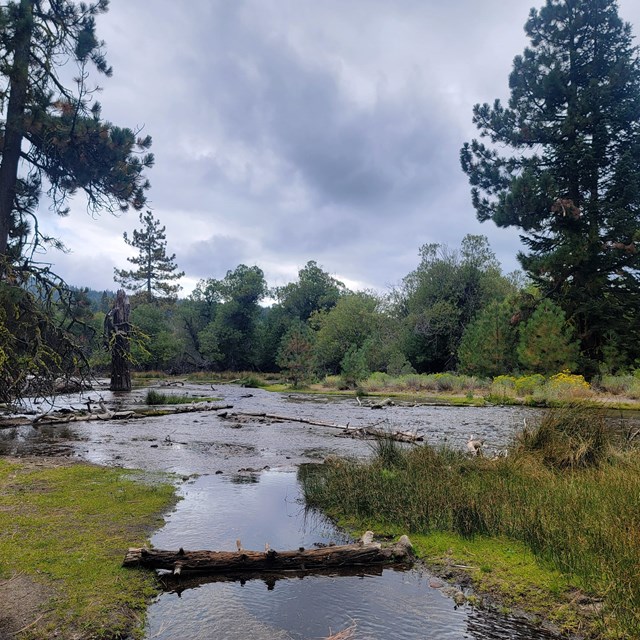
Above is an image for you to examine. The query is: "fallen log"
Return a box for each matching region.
[27,402,235,426]
[342,426,423,443]
[220,411,423,443]
[222,411,348,430]
[123,533,413,575]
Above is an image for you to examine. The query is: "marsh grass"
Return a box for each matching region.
[144,390,218,405]
[0,460,176,639]
[302,407,640,637]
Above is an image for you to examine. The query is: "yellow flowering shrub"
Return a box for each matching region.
[546,370,592,399]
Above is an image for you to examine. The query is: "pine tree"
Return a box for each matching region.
[461,0,640,371]
[114,211,184,301]
[458,300,518,377]
[0,0,153,267]
[517,299,580,374]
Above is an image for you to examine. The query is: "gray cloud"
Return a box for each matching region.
[42,0,640,294]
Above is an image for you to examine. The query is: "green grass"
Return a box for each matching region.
[0,460,176,639]
[144,390,220,405]
[300,407,640,638]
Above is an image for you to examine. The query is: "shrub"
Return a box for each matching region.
[544,370,592,400]
[514,374,545,397]
[145,390,197,405]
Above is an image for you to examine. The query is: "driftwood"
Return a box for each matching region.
[219,411,423,443]
[27,401,234,427]
[123,533,413,575]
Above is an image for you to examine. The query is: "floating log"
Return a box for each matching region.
[123,534,413,575]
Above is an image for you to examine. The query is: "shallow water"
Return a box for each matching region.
[144,471,559,640]
[2,383,635,638]
[0,383,551,474]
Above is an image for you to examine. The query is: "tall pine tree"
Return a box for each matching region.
[114,211,184,301]
[461,0,640,371]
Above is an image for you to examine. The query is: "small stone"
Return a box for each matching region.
[429,578,444,589]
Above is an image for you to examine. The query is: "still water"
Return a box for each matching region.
[144,471,558,640]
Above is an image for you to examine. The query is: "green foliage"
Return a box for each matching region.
[114,211,184,301]
[130,303,184,371]
[194,265,267,371]
[276,321,315,387]
[144,390,212,405]
[399,235,516,372]
[0,271,92,403]
[461,0,640,370]
[514,374,545,397]
[275,260,346,321]
[517,299,579,374]
[339,344,370,389]
[313,291,381,374]
[458,299,518,377]
[0,0,153,260]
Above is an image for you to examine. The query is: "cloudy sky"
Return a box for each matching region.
[41,0,640,295]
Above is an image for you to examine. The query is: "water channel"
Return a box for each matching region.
[2,383,637,638]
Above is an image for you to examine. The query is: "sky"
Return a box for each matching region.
[39,0,640,296]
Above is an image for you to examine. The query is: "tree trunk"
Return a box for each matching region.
[107,290,131,391]
[123,535,413,575]
[0,0,34,263]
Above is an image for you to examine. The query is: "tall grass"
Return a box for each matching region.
[358,372,486,394]
[301,407,640,636]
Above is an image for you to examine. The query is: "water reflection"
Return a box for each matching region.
[144,471,558,640]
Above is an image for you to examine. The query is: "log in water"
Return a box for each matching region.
[123,534,413,575]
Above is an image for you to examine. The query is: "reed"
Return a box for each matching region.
[301,407,640,637]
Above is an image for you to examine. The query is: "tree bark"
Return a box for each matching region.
[106,290,131,391]
[123,535,413,575]
[0,0,34,262]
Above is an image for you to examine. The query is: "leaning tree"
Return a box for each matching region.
[0,0,153,265]
[461,0,640,370]
[0,1,153,400]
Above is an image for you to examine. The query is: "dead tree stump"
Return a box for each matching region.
[105,289,131,392]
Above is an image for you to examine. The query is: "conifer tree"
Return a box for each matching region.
[517,299,580,374]
[0,0,153,267]
[114,211,184,301]
[461,0,640,370]
[458,300,518,377]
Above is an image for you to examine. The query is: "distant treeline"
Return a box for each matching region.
[72,234,637,385]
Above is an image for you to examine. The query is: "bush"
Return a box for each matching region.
[543,370,592,400]
[301,410,640,636]
[145,390,195,405]
[514,374,545,397]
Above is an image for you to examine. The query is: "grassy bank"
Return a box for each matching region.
[300,406,640,638]
[0,459,176,639]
